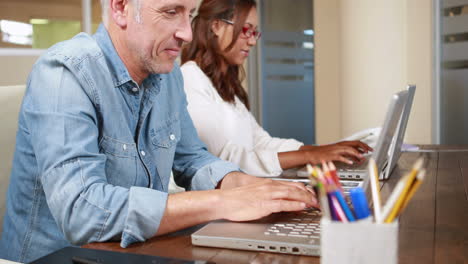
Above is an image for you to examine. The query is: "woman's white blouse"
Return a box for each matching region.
[181,61,303,176]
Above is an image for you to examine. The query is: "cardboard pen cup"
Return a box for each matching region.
[321,218,398,264]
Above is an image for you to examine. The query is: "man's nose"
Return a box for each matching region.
[176,17,193,43]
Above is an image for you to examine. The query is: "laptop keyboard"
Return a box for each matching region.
[264,209,322,239]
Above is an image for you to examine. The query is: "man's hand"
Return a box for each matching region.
[218,179,318,222]
[216,171,266,189]
[156,175,317,236]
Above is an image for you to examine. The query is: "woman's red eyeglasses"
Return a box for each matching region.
[221,19,261,40]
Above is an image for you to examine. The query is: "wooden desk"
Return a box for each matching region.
[85,148,468,263]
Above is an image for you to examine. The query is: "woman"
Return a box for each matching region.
[181,0,371,176]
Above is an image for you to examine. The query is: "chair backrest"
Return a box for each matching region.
[0,85,26,236]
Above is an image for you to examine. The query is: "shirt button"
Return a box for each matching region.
[132,87,138,92]
[140,150,146,156]
[123,144,127,150]
[170,134,175,140]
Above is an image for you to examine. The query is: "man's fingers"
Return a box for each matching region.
[268,200,307,213]
[268,185,315,206]
[275,180,308,191]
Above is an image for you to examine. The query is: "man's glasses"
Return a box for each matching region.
[221,19,261,40]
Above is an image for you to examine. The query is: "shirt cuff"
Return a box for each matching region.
[277,139,304,152]
[189,160,240,191]
[120,187,168,248]
[268,151,284,176]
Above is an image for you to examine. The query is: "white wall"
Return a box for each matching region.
[405,1,433,144]
[315,0,433,144]
[340,1,407,137]
[314,0,342,143]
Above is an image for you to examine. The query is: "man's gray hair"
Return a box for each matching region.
[100,0,142,26]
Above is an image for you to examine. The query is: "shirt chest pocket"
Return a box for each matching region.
[99,136,139,188]
[150,118,181,149]
[150,119,181,188]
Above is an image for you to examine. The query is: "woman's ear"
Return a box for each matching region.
[110,0,129,28]
[211,20,223,37]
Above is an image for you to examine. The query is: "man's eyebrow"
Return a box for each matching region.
[159,4,187,11]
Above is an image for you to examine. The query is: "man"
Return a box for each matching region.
[0,0,316,262]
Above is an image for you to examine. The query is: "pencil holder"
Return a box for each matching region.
[321,218,398,264]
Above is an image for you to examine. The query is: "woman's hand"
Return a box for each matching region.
[278,140,373,169]
[300,140,372,165]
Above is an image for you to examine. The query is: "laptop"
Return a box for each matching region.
[283,85,415,184]
[191,88,413,256]
[385,85,416,178]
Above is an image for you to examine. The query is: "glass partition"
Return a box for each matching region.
[258,0,315,144]
[439,1,468,144]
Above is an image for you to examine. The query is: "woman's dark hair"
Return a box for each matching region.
[181,0,257,109]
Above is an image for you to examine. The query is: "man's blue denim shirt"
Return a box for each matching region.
[0,24,239,263]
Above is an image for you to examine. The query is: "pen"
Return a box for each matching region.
[333,190,355,222]
[314,166,327,184]
[318,182,332,220]
[306,164,319,189]
[327,161,344,192]
[381,173,408,222]
[321,161,331,180]
[71,256,102,264]
[306,164,318,182]
[349,187,371,219]
[307,164,331,220]
[327,193,340,221]
[322,162,339,188]
[306,164,324,184]
[385,158,423,223]
[399,169,425,212]
[330,194,348,222]
[368,158,382,222]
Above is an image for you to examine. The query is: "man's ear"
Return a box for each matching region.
[110,0,129,28]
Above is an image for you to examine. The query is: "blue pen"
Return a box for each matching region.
[334,190,356,222]
[350,187,371,219]
[327,193,340,221]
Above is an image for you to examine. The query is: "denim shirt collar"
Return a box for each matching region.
[94,24,134,88]
[93,24,162,94]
